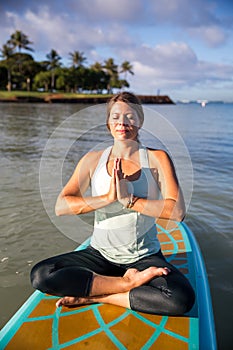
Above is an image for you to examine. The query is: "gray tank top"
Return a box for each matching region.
[90,145,161,264]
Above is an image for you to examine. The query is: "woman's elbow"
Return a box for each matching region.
[165,199,185,221]
[173,208,185,222]
[55,196,67,216]
[172,204,186,222]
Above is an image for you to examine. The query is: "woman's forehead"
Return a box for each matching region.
[110,101,136,113]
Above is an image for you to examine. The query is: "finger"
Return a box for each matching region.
[113,158,118,170]
[118,158,122,172]
[161,267,171,275]
[116,158,120,170]
[111,164,115,177]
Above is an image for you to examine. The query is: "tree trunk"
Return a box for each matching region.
[7,69,12,91]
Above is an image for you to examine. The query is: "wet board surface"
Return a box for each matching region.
[0,220,216,349]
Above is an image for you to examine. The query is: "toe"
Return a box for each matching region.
[56,298,64,308]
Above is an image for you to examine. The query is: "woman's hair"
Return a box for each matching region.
[106,92,144,130]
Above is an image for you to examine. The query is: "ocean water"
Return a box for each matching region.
[0,101,232,349]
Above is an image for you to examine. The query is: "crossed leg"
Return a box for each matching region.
[56,266,170,308]
[31,247,194,315]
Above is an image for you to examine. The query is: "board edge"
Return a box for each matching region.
[181,222,217,350]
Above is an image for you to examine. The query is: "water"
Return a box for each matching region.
[0,102,232,349]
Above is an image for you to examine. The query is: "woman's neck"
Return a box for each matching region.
[111,139,140,159]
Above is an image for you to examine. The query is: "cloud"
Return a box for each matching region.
[2,5,136,61]
[0,0,144,26]
[148,0,230,47]
[125,42,233,94]
[121,42,198,78]
[188,25,228,47]
[70,0,144,23]
[149,0,219,27]
[0,0,231,53]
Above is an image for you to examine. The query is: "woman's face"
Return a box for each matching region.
[108,101,141,141]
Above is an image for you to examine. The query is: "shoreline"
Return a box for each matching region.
[0,93,175,104]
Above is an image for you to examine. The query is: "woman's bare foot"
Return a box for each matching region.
[123,266,170,289]
[56,296,94,308]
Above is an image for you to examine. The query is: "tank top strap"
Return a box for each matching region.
[97,146,112,166]
[139,144,150,168]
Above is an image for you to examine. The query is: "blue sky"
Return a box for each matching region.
[0,0,233,101]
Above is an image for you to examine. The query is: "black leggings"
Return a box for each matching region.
[30,246,195,316]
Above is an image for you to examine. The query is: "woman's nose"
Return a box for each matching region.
[118,115,129,125]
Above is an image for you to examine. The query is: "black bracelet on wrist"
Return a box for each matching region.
[125,194,139,209]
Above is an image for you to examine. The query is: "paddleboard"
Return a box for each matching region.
[0,220,216,349]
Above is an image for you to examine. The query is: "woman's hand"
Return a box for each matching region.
[107,160,118,203]
[104,158,130,206]
[114,158,130,207]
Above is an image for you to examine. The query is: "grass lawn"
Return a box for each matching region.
[0,90,112,99]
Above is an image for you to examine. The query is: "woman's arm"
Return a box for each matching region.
[55,151,116,216]
[116,150,185,221]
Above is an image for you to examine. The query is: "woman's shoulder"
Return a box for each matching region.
[147,148,170,160]
[146,148,174,168]
[80,149,104,166]
[83,149,104,160]
[80,149,106,176]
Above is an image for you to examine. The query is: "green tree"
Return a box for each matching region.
[34,71,51,91]
[9,53,37,90]
[7,30,33,53]
[0,43,14,59]
[90,62,110,93]
[0,30,137,93]
[69,51,87,68]
[103,58,119,93]
[21,59,41,91]
[56,67,79,92]
[0,66,8,89]
[46,49,62,91]
[0,44,14,91]
[90,61,103,72]
[120,61,134,80]
[104,58,118,76]
[56,68,69,92]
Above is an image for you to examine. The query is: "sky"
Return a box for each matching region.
[0,0,233,102]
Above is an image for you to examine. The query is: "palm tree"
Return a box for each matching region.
[69,51,87,68]
[120,61,134,80]
[0,44,14,91]
[8,30,33,52]
[103,58,118,93]
[6,31,33,82]
[34,71,51,92]
[103,58,118,76]
[90,61,103,72]
[46,49,62,91]
[89,62,110,93]
[0,43,14,58]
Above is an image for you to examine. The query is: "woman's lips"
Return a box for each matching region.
[116,129,128,133]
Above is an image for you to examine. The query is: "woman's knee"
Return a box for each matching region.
[129,280,195,316]
[30,262,50,292]
[172,281,196,315]
[183,284,196,313]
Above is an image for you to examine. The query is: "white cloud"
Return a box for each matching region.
[72,0,143,23]
[125,42,233,94]
[120,42,198,77]
[3,6,136,61]
[188,25,228,47]
[148,0,229,48]
[149,0,219,26]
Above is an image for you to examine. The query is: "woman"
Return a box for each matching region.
[31,92,195,315]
